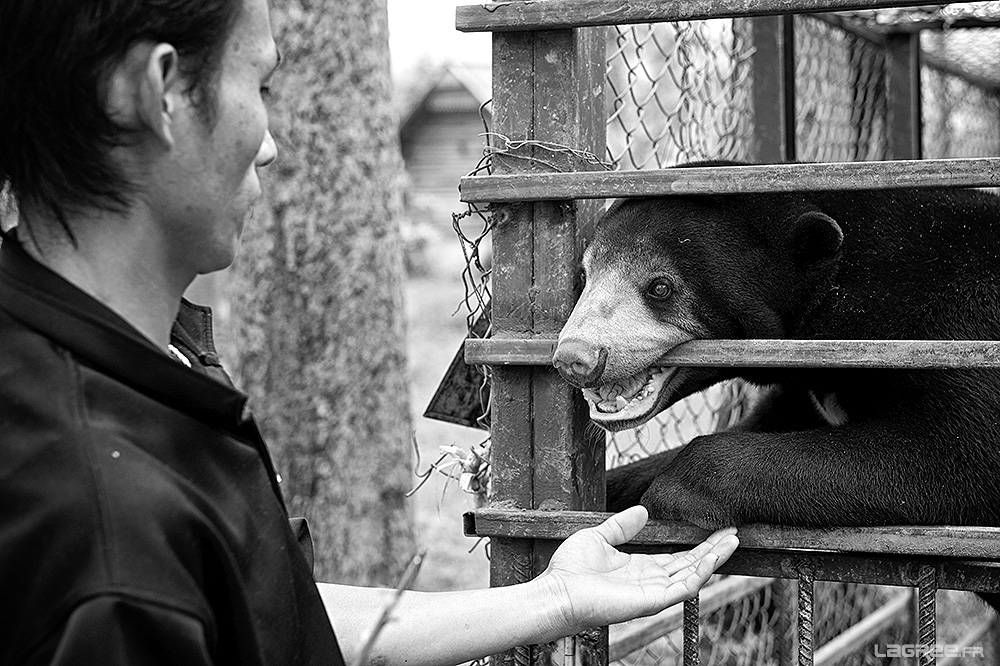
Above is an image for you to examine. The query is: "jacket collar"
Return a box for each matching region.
[0,236,250,431]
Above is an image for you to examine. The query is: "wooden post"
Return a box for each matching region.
[751,15,797,163]
[489,22,607,666]
[886,31,922,159]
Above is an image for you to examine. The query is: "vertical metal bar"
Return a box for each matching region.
[751,15,797,163]
[488,23,607,666]
[886,31,923,159]
[683,597,700,666]
[797,570,814,666]
[916,565,937,666]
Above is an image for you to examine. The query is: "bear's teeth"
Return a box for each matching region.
[616,396,628,410]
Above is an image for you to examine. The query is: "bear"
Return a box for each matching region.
[551,162,1000,533]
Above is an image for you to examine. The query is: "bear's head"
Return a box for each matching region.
[552,191,843,430]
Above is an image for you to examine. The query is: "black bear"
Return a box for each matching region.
[552,162,1000,530]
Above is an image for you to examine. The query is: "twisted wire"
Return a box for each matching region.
[916,564,937,666]
[797,569,814,666]
[683,597,700,666]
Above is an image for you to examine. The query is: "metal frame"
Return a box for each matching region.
[460,3,1000,664]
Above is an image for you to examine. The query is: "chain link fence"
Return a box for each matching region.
[443,8,1000,665]
[921,28,1000,159]
[794,16,889,163]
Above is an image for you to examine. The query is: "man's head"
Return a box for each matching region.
[0,0,244,228]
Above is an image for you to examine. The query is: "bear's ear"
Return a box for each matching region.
[790,211,843,266]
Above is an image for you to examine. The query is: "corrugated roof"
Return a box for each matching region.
[398,63,491,136]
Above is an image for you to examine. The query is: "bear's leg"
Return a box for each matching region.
[605,385,822,512]
[606,447,686,512]
[638,425,987,529]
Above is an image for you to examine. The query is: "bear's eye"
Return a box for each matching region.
[646,278,673,301]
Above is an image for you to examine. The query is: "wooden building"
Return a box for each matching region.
[399,63,491,230]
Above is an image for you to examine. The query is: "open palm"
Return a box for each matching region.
[539,506,739,630]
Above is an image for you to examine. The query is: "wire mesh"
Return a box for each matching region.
[794,16,888,162]
[447,10,1000,666]
[921,29,1000,159]
[606,20,755,170]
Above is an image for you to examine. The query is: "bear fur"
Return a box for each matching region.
[552,162,1000,531]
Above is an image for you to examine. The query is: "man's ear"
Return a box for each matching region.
[105,42,180,149]
[139,44,181,149]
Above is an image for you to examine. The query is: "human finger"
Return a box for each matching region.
[647,542,714,575]
[704,527,738,545]
[696,535,739,577]
[590,506,649,546]
[646,528,738,572]
[648,536,740,608]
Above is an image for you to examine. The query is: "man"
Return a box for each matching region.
[0,0,739,664]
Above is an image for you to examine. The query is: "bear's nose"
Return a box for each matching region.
[552,339,609,388]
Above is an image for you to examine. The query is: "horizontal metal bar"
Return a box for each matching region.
[809,12,886,46]
[813,591,911,666]
[609,576,773,660]
[465,338,1000,369]
[459,158,1000,203]
[722,550,1000,592]
[938,616,998,666]
[811,15,1000,93]
[456,0,938,32]
[464,508,1000,558]
[466,509,1000,589]
[884,17,1000,34]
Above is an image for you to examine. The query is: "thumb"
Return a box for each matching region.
[590,506,648,546]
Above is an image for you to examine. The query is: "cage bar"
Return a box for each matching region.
[798,570,815,666]
[464,508,1000,559]
[457,2,1000,665]
[683,597,700,666]
[465,338,1000,369]
[456,0,951,33]
[752,16,798,162]
[916,565,938,666]
[458,156,1000,202]
[886,32,922,159]
[485,16,608,666]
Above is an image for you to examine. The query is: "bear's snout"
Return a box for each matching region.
[552,339,609,388]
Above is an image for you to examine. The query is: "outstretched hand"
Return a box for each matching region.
[537,506,738,632]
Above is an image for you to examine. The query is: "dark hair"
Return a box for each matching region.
[0,0,243,231]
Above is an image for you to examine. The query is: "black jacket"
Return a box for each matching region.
[0,238,344,666]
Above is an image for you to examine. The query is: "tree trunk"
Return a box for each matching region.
[226,0,417,586]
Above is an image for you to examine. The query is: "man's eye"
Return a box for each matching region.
[261,86,274,101]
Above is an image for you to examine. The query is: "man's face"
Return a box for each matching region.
[152,0,278,277]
